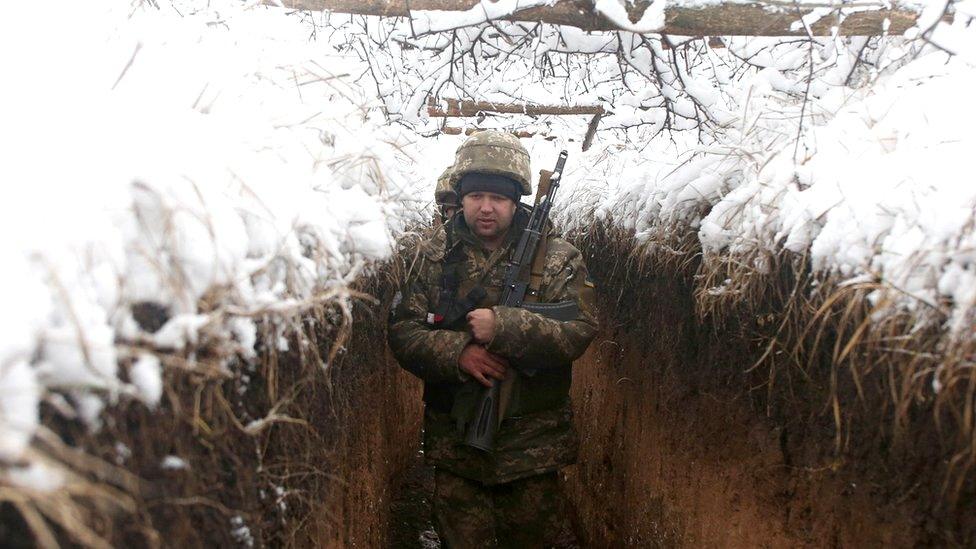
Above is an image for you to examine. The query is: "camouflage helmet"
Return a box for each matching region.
[434,166,457,206]
[452,131,532,196]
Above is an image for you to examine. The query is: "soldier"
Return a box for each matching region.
[388,131,598,548]
[435,165,458,224]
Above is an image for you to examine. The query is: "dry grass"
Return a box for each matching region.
[1,255,419,547]
[571,220,976,512]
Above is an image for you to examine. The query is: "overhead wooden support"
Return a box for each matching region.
[428,98,605,118]
[441,127,546,139]
[429,99,605,150]
[273,0,928,36]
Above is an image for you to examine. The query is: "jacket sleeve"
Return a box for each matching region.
[486,243,598,367]
[387,256,471,384]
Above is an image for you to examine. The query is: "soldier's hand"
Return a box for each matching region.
[458,343,508,387]
[466,308,496,344]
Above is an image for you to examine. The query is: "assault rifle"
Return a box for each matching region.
[465,150,578,451]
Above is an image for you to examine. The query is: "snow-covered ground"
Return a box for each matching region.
[0,0,974,507]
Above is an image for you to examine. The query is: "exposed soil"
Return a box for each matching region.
[558,236,974,548]
[265,281,430,547]
[565,321,920,548]
[295,343,424,548]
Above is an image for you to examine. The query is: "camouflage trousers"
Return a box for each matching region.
[432,468,574,549]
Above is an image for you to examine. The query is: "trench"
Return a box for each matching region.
[380,317,914,548]
[28,227,972,547]
[368,229,976,548]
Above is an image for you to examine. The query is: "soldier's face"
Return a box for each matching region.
[461,191,517,241]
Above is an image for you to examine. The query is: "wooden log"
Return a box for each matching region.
[273,0,928,36]
[429,98,605,117]
[433,100,603,150]
[441,126,544,138]
[581,111,603,151]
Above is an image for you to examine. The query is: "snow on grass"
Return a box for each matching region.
[0,0,432,489]
[230,515,255,548]
[5,462,66,494]
[0,0,971,501]
[161,456,189,471]
[558,23,976,355]
[130,354,163,409]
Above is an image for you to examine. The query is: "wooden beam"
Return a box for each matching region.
[581,111,604,151]
[431,100,605,150]
[428,98,605,117]
[273,0,928,36]
[441,126,545,139]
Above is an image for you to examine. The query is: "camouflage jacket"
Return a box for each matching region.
[388,208,598,485]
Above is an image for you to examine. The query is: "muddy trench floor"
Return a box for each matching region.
[386,450,583,548]
[387,450,440,549]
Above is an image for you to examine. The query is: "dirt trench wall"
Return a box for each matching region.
[564,238,973,547]
[283,304,424,547]
[153,288,424,548]
[566,317,911,547]
[4,278,423,548]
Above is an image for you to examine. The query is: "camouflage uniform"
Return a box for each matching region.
[388,132,598,548]
[433,469,568,548]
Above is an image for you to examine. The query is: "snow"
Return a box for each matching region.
[410,0,552,34]
[130,354,163,409]
[161,455,189,470]
[0,0,431,490]
[5,462,66,494]
[594,0,666,33]
[714,50,976,339]
[0,0,971,505]
[114,442,132,465]
[0,361,40,462]
[230,515,255,548]
[556,21,976,351]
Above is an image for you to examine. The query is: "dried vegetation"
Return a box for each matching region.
[571,216,976,537]
[2,262,421,548]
